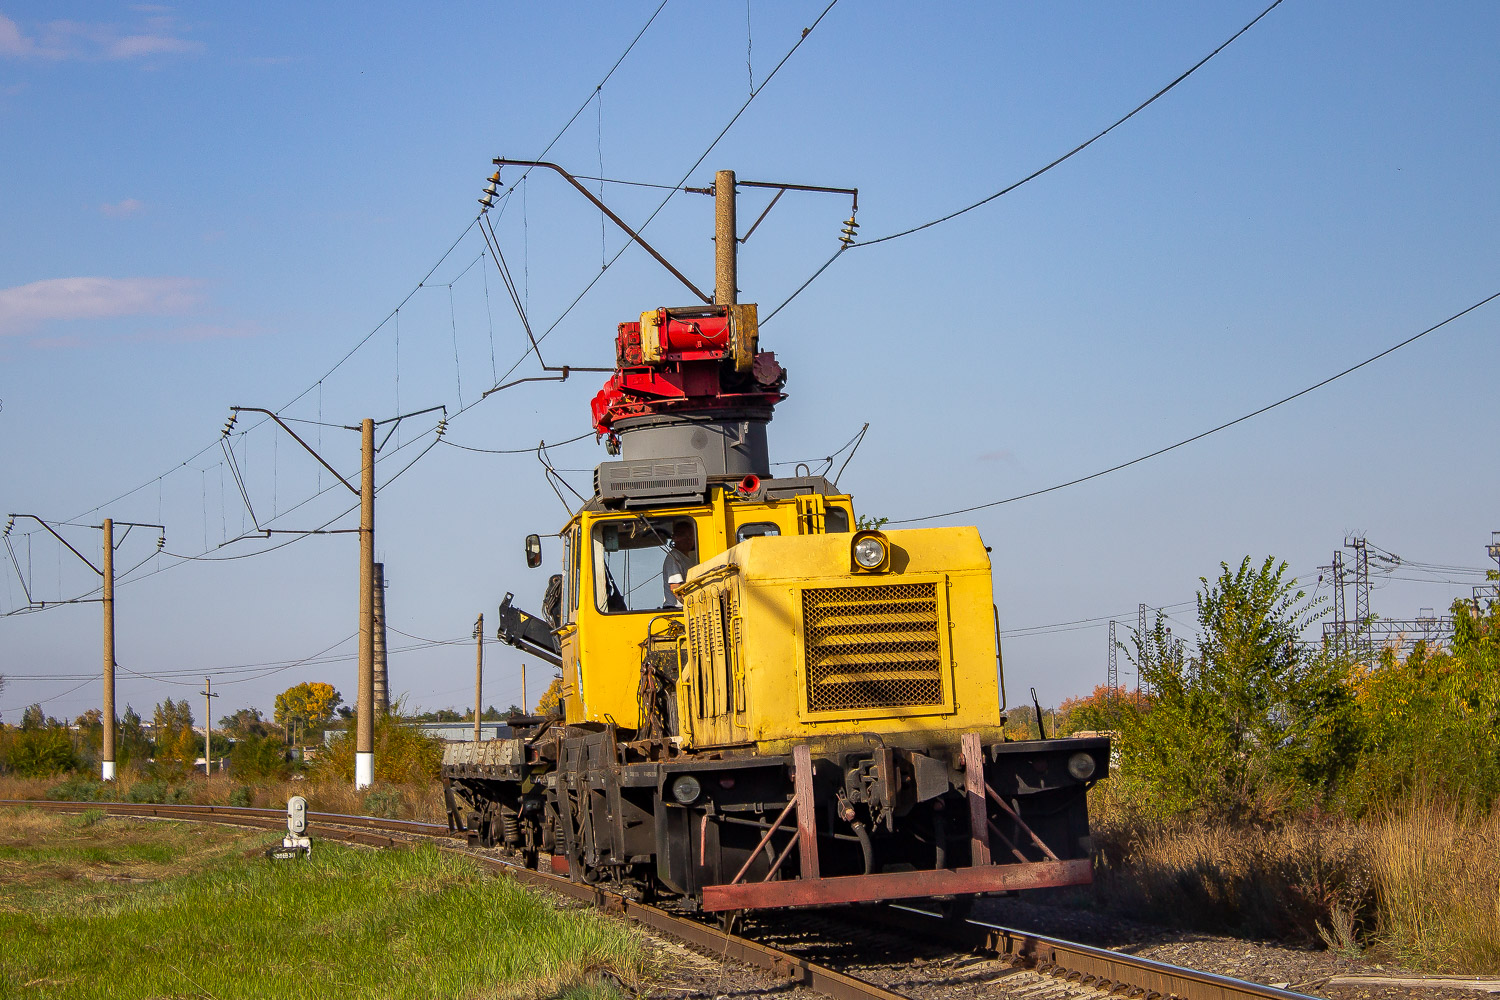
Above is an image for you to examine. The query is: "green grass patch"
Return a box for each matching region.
[0,809,647,999]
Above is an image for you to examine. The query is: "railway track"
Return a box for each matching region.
[5,799,1316,1000]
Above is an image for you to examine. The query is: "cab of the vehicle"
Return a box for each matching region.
[552,473,854,729]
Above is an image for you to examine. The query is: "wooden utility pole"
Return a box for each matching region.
[714,169,737,306]
[4,514,160,782]
[356,417,376,789]
[101,519,116,781]
[200,677,219,776]
[227,403,442,791]
[473,613,484,742]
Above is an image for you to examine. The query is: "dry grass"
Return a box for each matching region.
[1370,794,1500,972]
[1089,786,1376,943]
[1087,783,1500,972]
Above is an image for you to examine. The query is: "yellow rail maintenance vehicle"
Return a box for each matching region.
[442,168,1108,914]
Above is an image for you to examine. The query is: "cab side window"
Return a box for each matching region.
[826,506,850,533]
[564,527,581,623]
[735,522,780,543]
[592,517,698,614]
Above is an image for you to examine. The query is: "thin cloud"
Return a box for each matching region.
[978,449,1015,463]
[100,198,145,218]
[0,277,203,335]
[131,322,255,344]
[0,12,201,62]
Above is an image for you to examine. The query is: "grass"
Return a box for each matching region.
[0,806,648,999]
[0,772,448,822]
[1371,794,1500,973]
[1086,782,1500,973]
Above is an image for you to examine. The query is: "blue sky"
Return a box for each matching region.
[2,2,1497,724]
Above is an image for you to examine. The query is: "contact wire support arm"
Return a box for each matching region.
[230,407,358,496]
[490,158,712,304]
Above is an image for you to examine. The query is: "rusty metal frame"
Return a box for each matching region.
[700,858,1093,911]
[961,732,991,866]
[793,743,820,879]
[984,780,1060,861]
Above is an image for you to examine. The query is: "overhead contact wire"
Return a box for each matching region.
[892,289,1500,524]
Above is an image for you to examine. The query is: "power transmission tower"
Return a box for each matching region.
[1137,604,1149,696]
[1347,535,1371,666]
[1106,621,1118,704]
[3,514,163,781]
[200,677,219,776]
[1477,531,1500,610]
[1320,549,1348,658]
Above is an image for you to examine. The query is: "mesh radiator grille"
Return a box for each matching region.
[802,582,944,712]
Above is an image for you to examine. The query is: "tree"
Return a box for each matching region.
[117,704,150,767]
[273,682,343,737]
[1347,589,1500,808]
[153,698,195,763]
[219,706,268,738]
[1113,557,1356,817]
[536,675,564,718]
[21,704,46,730]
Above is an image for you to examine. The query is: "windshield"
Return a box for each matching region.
[592,517,697,614]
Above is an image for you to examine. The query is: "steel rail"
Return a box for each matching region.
[4,800,906,1000]
[881,902,1319,1000]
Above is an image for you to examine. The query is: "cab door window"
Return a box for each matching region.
[592,517,697,614]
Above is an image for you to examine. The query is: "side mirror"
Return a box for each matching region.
[524,534,542,569]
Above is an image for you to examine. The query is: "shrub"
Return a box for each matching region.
[229,733,292,781]
[6,726,80,778]
[315,705,442,785]
[44,776,105,802]
[228,785,254,808]
[125,779,168,804]
[363,784,403,819]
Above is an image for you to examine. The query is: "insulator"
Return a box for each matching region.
[436,417,448,437]
[478,193,494,208]
[489,170,502,184]
[484,181,498,196]
[839,214,860,247]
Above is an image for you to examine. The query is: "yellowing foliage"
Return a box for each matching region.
[273,682,343,730]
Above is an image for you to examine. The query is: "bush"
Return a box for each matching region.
[363,784,403,819]
[228,785,254,808]
[125,779,169,804]
[44,776,105,802]
[228,733,292,781]
[6,726,80,778]
[315,706,442,785]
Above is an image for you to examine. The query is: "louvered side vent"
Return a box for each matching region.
[802,582,944,712]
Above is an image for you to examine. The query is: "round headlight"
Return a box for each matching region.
[853,537,887,569]
[1067,752,1097,781]
[670,774,702,805]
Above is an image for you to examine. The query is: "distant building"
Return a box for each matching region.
[321,720,513,745]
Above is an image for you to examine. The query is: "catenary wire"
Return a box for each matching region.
[760,0,1285,324]
[889,289,1500,525]
[490,0,840,385]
